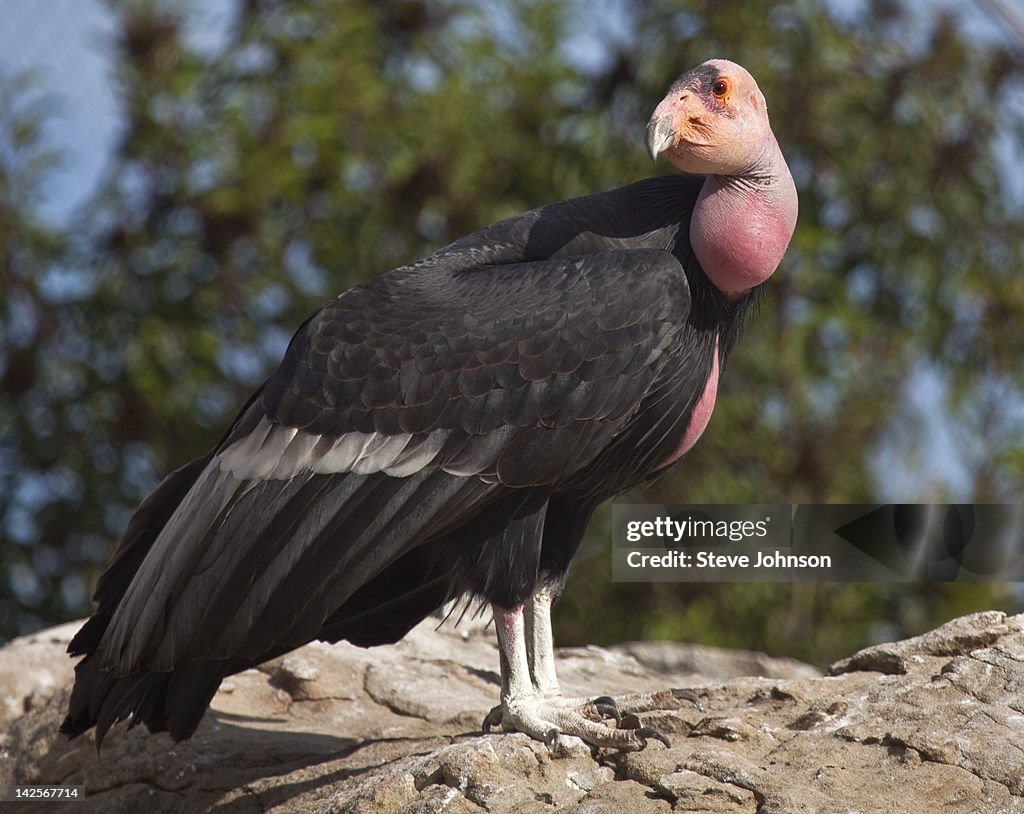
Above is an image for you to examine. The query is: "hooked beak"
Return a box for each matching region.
[645,113,675,161]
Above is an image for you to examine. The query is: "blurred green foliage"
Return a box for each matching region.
[2,0,1022,665]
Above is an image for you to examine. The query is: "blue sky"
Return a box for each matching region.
[0,0,237,224]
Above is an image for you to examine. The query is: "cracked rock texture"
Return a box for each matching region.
[2,611,1023,813]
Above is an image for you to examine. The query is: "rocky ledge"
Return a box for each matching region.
[1,611,1022,813]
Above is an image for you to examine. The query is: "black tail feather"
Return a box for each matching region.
[60,654,229,746]
[61,658,153,745]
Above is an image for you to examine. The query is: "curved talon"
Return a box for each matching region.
[482,705,503,733]
[636,726,672,749]
[543,726,560,746]
[672,688,705,711]
[592,695,621,724]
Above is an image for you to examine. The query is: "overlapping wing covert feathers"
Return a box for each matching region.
[96,248,690,667]
[62,175,717,743]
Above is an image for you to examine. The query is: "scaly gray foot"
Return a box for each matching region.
[481,692,688,751]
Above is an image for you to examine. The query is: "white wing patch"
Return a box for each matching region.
[216,418,456,480]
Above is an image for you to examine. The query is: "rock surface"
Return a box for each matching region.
[1,611,1023,813]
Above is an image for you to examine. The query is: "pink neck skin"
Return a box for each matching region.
[657,142,796,469]
[690,137,798,298]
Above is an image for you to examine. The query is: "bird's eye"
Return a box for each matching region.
[712,78,730,98]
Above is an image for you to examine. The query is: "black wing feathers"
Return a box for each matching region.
[262,249,688,448]
[65,453,214,660]
[63,174,714,744]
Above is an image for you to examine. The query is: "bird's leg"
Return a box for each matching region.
[523,585,560,696]
[525,586,695,720]
[481,594,673,751]
[522,587,619,722]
